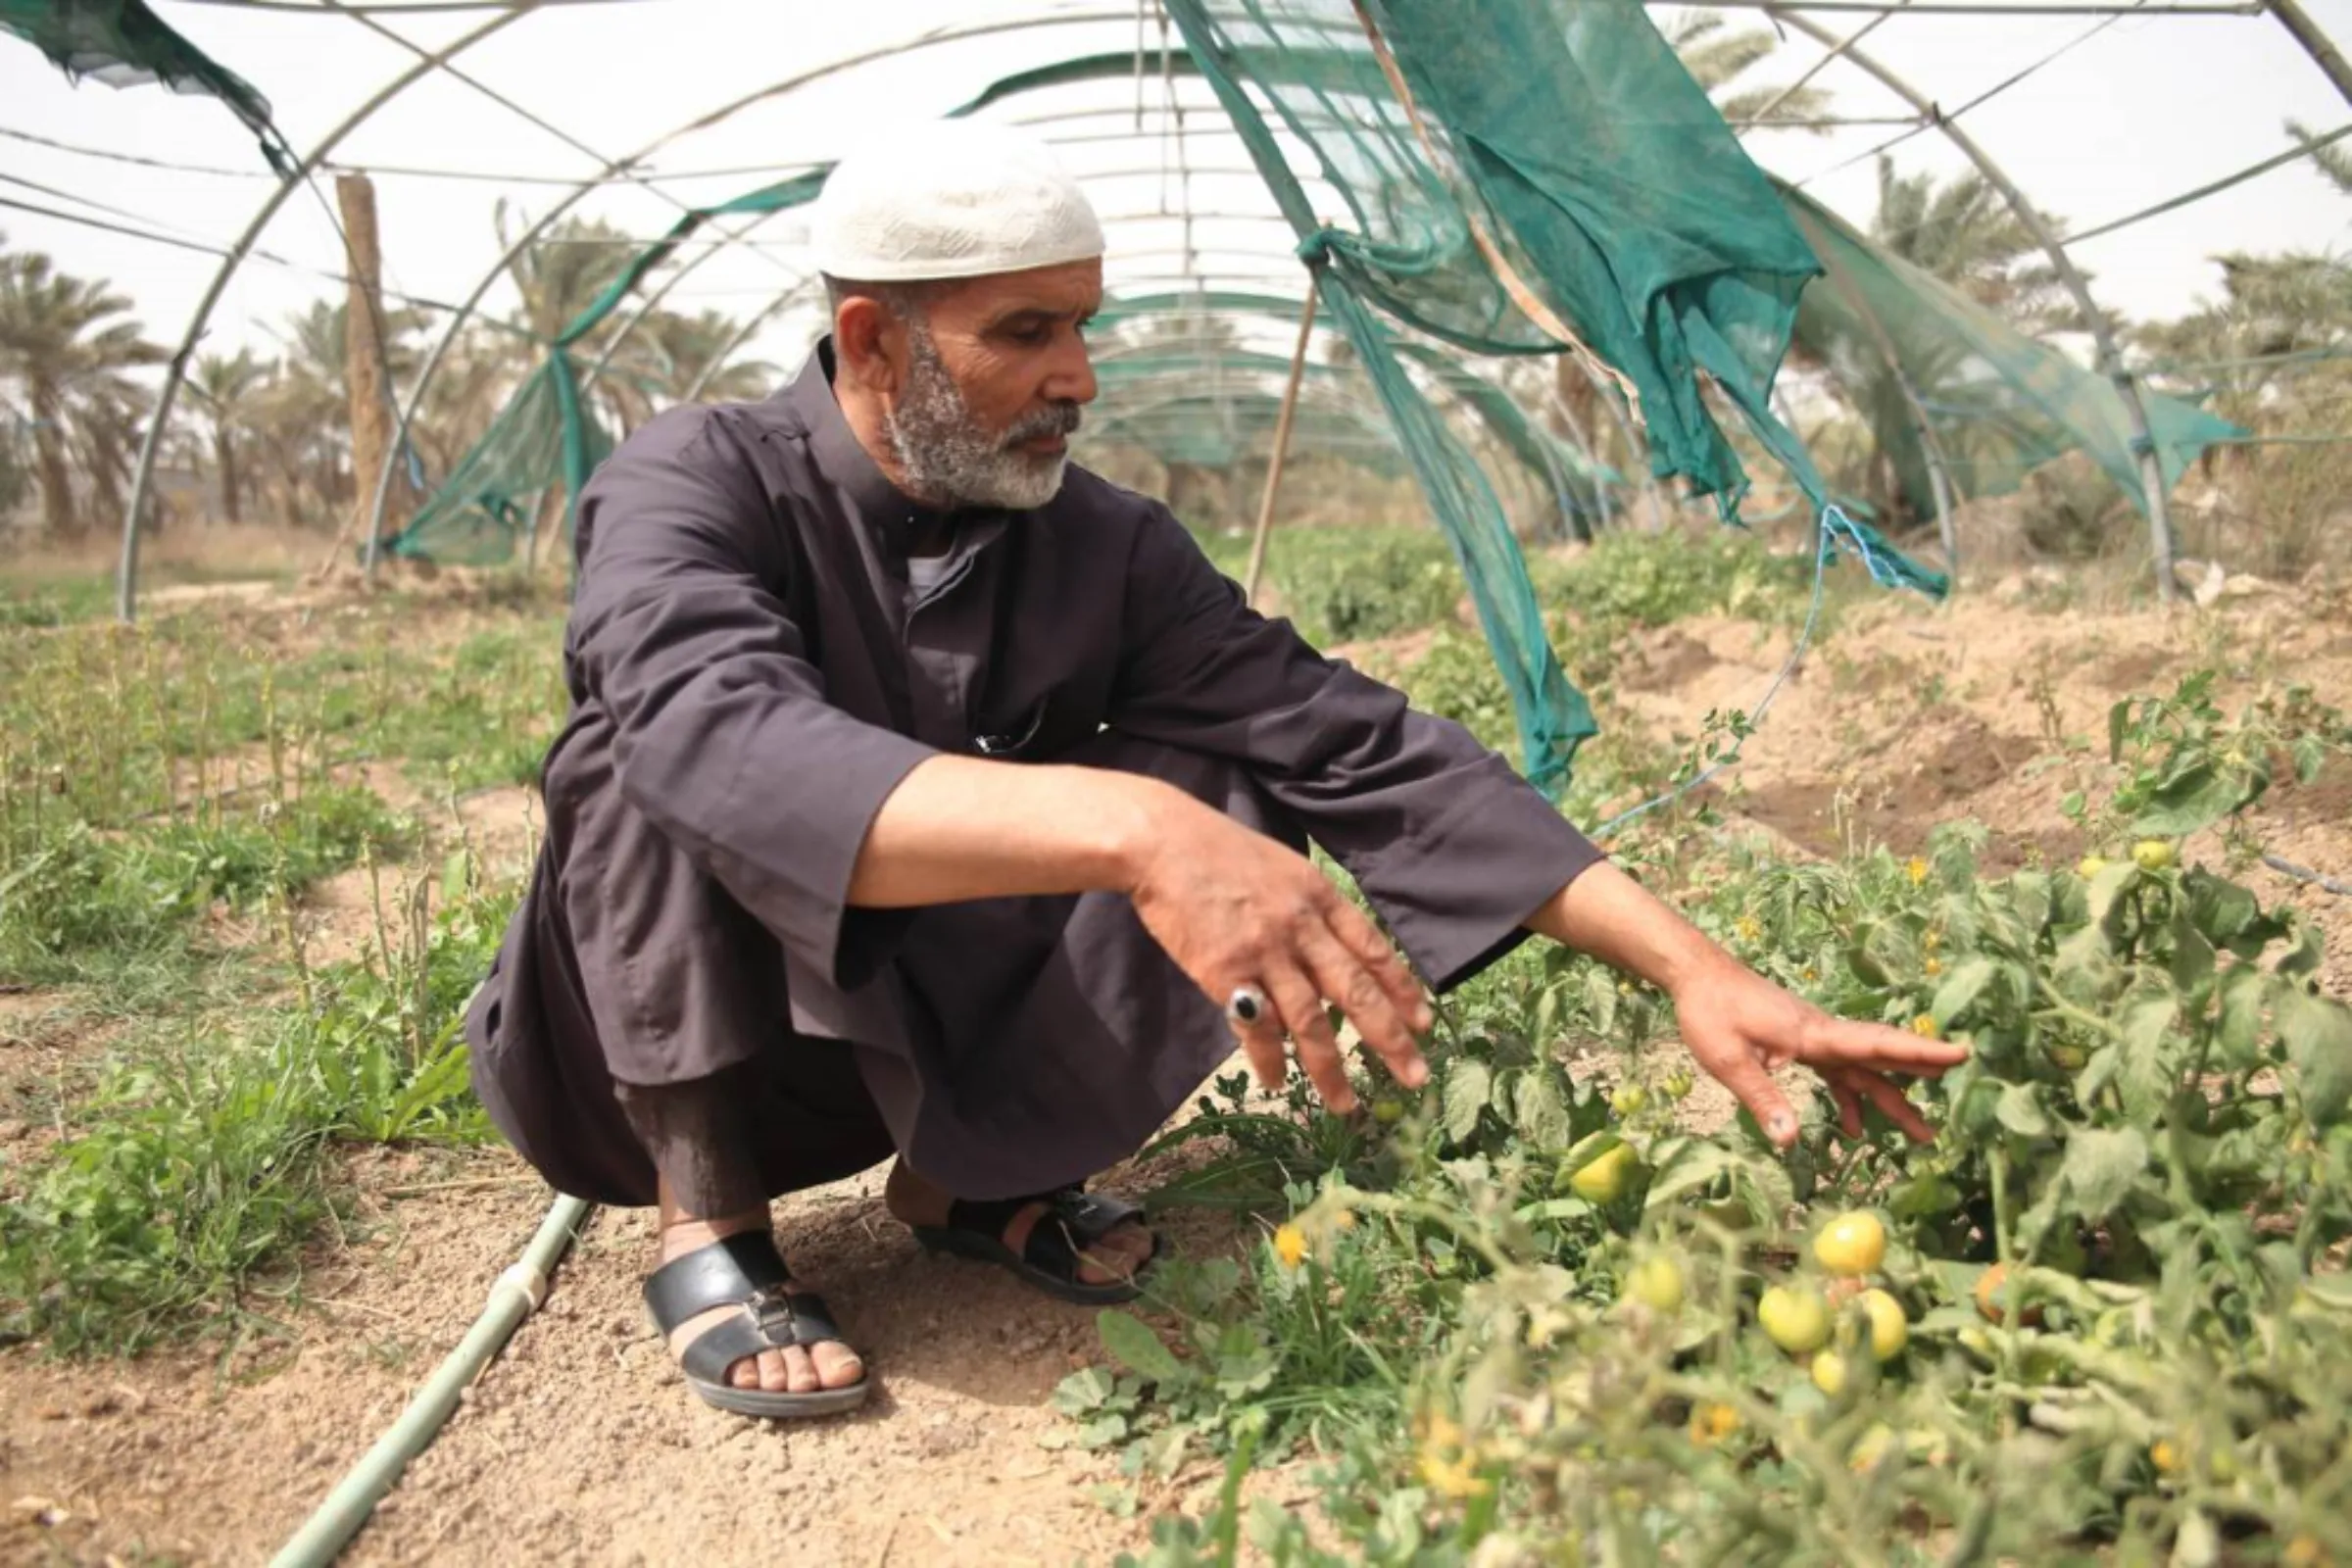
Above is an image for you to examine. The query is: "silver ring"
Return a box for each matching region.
[1225,984,1270,1028]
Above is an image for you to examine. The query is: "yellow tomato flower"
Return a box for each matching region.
[1801,967,1819,983]
[1925,956,1943,977]
[1689,1401,1739,1446]
[1272,1223,1307,1270]
[1906,857,1930,887]
[1735,915,1763,944]
[1911,1014,1940,1039]
[1417,1447,1493,1500]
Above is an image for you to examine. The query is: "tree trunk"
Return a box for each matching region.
[216,430,242,524]
[337,172,405,552]
[29,382,78,539]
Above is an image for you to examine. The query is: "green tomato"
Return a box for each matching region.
[1569,1144,1639,1204]
[1813,1212,1887,1278]
[1623,1254,1686,1315]
[1611,1084,1649,1117]
[1858,1289,1909,1360]
[2132,839,2179,871]
[1759,1284,1832,1355]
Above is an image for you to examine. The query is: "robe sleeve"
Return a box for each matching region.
[568,409,937,989]
[1106,503,1604,993]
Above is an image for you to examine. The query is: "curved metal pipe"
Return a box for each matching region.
[1767,7,2181,599]
[114,5,537,621]
[361,7,1169,571]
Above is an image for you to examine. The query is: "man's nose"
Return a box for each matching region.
[1043,330,1097,406]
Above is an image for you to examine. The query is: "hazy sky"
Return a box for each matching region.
[4,0,2349,376]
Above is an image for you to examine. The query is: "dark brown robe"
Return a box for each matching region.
[465,341,1602,1207]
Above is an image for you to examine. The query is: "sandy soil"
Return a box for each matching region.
[5,578,2349,1567]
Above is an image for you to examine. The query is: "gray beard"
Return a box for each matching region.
[882,320,1078,512]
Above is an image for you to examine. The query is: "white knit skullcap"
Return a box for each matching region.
[808,121,1105,283]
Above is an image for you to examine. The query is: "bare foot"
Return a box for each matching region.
[657,1183,863,1396]
[883,1160,1153,1287]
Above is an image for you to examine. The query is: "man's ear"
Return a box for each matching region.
[834,295,905,396]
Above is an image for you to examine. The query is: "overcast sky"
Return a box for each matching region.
[4,0,2349,377]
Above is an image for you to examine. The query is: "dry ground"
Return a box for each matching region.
[4,574,2349,1567]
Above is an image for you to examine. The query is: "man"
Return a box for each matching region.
[466,122,1965,1421]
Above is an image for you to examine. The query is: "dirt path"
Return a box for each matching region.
[4,1147,1240,1567]
[6,584,2349,1567]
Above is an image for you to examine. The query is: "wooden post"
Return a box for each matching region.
[1243,272,1320,610]
[336,172,403,568]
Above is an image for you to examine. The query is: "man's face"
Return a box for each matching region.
[881,258,1102,511]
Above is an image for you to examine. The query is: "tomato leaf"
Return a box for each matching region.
[2213,966,2268,1072]
[2115,995,2179,1122]
[1443,1059,1492,1144]
[1512,1069,1572,1148]
[2277,988,2352,1127]
[2056,1127,2148,1224]
[1931,956,1999,1031]
[1098,1309,1189,1386]
[2128,761,2245,838]
[1996,1082,2053,1140]
[2276,923,2325,980]
[2166,912,2216,1002]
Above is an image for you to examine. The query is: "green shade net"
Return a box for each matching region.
[1777,182,2246,524]
[0,0,293,173]
[1086,318,1616,531]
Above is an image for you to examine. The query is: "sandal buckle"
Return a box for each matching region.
[745,1283,800,1337]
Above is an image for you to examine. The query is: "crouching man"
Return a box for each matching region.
[465,122,1965,1421]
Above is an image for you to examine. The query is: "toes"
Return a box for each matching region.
[756,1348,792,1392]
[781,1345,820,1395]
[811,1341,864,1391]
[728,1354,762,1391]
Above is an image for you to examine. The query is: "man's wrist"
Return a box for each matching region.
[1087,769,1186,898]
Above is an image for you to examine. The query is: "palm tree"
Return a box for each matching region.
[2286,119,2352,197]
[595,308,774,433]
[0,237,164,539]
[247,299,427,529]
[498,204,640,353]
[1662,11,1835,132]
[186,348,272,524]
[1868,158,2073,331]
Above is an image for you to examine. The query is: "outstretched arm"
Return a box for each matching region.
[1525,861,1969,1146]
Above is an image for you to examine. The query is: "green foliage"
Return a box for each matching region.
[0,787,405,988]
[1534,527,1815,634]
[0,594,564,1354]
[2071,670,2349,861]
[0,850,508,1354]
[1073,673,2352,1567]
[1254,527,1463,647]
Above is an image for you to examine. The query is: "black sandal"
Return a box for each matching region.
[642,1232,870,1419]
[908,1187,1162,1305]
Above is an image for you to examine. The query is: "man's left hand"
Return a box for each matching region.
[1672,958,1969,1149]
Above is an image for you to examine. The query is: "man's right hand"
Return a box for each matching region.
[1123,788,1432,1112]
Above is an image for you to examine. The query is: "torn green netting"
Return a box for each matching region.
[1088,323,1616,532]
[1778,183,2244,525]
[0,0,293,172]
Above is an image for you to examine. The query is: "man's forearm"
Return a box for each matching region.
[846,755,1173,907]
[1524,859,1737,995]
